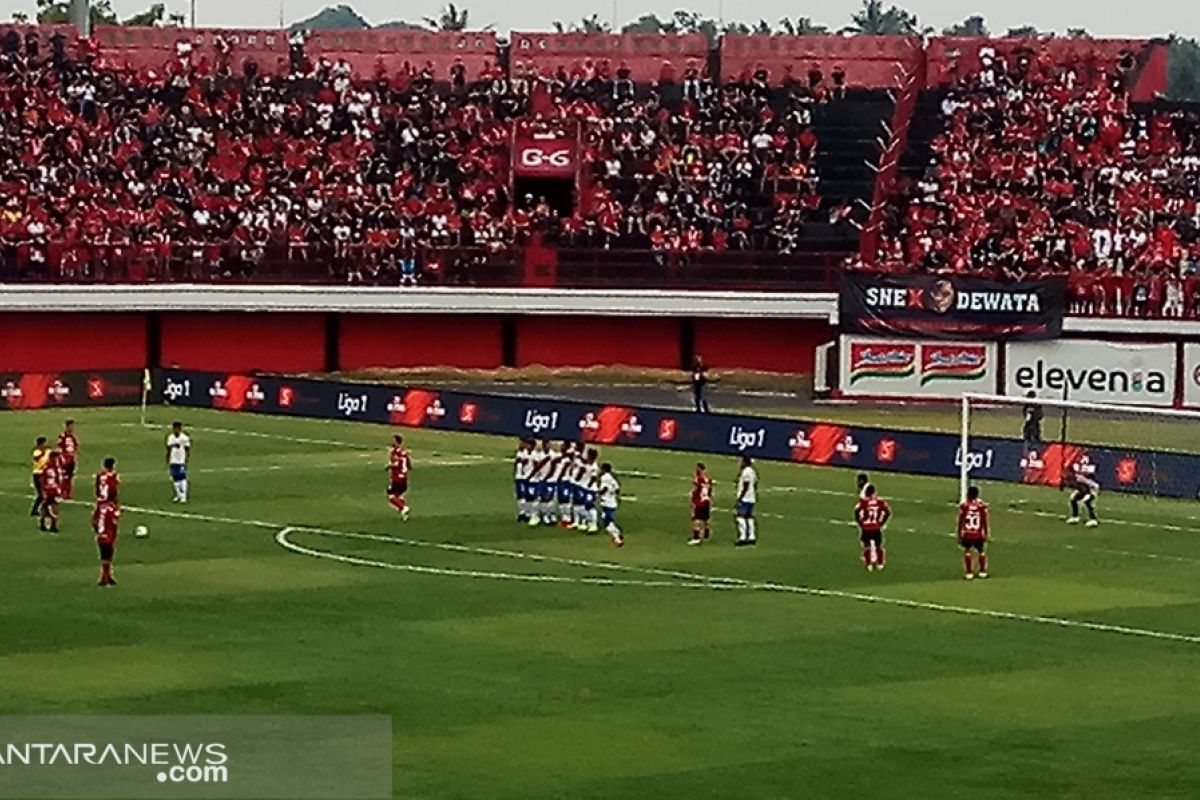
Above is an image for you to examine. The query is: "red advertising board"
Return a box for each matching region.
[513,132,577,178]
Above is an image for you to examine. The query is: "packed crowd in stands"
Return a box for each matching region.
[539,59,835,252]
[0,29,849,284]
[864,43,1200,317]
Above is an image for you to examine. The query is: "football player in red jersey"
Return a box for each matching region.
[39,452,62,534]
[688,462,713,545]
[94,457,120,506]
[854,484,891,572]
[57,419,80,499]
[387,435,411,521]
[92,455,121,586]
[958,485,990,580]
[94,498,120,587]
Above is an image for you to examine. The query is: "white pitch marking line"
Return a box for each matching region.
[277,526,1200,647]
[276,528,727,591]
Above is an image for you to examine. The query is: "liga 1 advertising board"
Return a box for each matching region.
[837,335,997,399]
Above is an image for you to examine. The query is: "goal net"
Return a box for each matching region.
[958,393,1200,502]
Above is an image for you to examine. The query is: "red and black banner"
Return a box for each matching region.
[840,273,1067,340]
[0,370,144,411]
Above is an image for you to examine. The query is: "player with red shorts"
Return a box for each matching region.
[854,484,891,572]
[387,435,411,521]
[688,463,713,545]
[39,452,62,533]
[92,456,121,586]
[94,499,120,587]
[958,485,990,580]
[57,419,80,499]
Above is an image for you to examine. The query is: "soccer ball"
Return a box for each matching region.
[134,525,150,539]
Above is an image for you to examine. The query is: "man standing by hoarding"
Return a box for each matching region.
[1022,391,1043,453]
[691,356,712,413]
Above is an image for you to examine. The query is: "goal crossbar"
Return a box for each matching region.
[962,393,1200,420]
[958,393,1200,501]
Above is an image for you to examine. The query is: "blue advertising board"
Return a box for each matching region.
[156,369,1200,501]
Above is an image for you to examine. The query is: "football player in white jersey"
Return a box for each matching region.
[526,440,554,527]
[598,462,623,547]
[514,439,534,522]
[165,421,192,503]
[735,456,758,546]
[577,448,600,533]
[551,442,575,527]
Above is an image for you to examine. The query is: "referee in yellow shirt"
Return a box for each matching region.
[31,436,50,517]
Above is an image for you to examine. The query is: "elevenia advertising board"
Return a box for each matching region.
[839,336,996,398]
[1184,343,1200,408]
[1005,340,1177,407]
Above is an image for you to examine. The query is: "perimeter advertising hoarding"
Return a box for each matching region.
[158,369,1200,499]
[0,370,144,411]
[839,336,997,398]
[1184,343,1200,409]
[1005,340,1177,407]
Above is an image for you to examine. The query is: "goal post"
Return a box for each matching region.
[958,393,1200,502]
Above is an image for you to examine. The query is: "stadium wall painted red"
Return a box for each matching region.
[0,313,146,372]
[695,318,830,374]
[515,316,682,369]
[340,314,505,370]
[160,313,327,373]
[10,313,833,375]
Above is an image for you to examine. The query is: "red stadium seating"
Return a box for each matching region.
[305,30,498,81]
[720,34,922,89]
[510,32,708,83]
[94,25,289,74]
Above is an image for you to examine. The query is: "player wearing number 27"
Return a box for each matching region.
[958,485,990,580]
[855,484,890,572]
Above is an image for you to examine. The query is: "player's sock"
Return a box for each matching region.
[736,517,747,541]
[978,554,988,574]
[963,553,974,575]
[877,547,886,567]
[180,478,189,502]
[1085,501,1097,521]
[747,519,756,543]
[862,546,872,567]
[1070,499,1080,517]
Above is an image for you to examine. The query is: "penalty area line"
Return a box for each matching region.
[278,526,1200,647]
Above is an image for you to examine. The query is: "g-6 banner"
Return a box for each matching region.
[155,369,1200,499]
[840,273,1067,340]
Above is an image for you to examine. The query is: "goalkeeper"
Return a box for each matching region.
[1065,463,1100,528]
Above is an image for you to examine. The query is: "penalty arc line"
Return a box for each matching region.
[277,526,1200,647]
[5,484,1195,649]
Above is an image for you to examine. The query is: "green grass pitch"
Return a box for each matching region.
[4,406,1200,799]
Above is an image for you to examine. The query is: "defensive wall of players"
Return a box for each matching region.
[2,367,1197,499]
